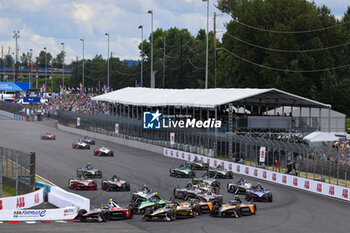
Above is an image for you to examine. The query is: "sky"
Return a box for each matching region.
[0,0,348,63]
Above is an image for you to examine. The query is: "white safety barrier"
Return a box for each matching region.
[0,206,77,221]
[48,186,90,211]
[164,148,350,202]
[0,189,44,210]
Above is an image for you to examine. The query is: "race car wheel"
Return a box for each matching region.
[101,180,107,190]
[108,151,113,156]
[128,207,134,219]
[210,205,219,217]
[268,196,273,202]
[73,181,78,190]
[167,210,175,221]
[194,205,201,215]
[100,212,110,222]
[76,209,87,220]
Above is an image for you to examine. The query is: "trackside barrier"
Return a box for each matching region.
[164,148,350,202]
[0,206,76,221]
[48,186,90,211]
[0,188,44,210]
[0,110,24,121]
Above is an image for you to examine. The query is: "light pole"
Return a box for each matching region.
[61,42,65,91]
[80,38,84,93]
[44,47,47,90]
[11,52,15,81]
[138,25,144,87]
[29,49,32,89]
[202,0,209,89]
[147,9,154,88]
[13,31,20,81]
[105,32,110,91]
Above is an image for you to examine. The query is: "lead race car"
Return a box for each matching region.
[169,164,196,178]
[80,136,95,145]
[40,132,56,140]
[101,175,130,191]
[68,175,97,190]
[72,140,90,149]
[75,199,133,222]
[76,163,103,178]
[245,183,273,202]
[208,165,234,179]
[94,146,114,156]
[227,177,252,194]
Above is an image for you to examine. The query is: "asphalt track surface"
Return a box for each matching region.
[1,115,350,233]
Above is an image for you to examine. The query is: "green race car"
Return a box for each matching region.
[169,164,196,178]
[129,192,167,214]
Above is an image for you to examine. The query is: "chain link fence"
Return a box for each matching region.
[0,147,35,197]
[57,110,350,187]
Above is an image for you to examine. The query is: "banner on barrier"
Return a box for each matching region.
[48,186,90,211]
[163,148,350,202]
[0,207,77,221]
[0,189,44,210]
[170,133,175,145]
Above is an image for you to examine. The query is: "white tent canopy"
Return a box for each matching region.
[91,87,331,109]
[303,131,346,142]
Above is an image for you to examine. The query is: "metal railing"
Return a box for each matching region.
[0,146,35,197]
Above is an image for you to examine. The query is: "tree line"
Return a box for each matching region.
[1,0,350,116]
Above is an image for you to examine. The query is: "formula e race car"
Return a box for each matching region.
[245,183,273,202]
[68,176,97,190]
[40,132,56,140]
[72,140,90,149]
[196,191,223,207]
[77,163,103,178]
[75,199,133,222]
[193,174,221,189]
[141,203,177,221]
[130,192,167,214]
[169,164,196,178]
[210,200,256,217]
[227,178,252,194]
[94,146,114,156]
[173,199,201,217]
[130,185,153,203]
[186,157,209,170]
[80,136,95,145]
[101,175,130,191]
[173,182,203,200]
[208,165,234,179]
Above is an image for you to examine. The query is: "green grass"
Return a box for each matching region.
[346,118,350,134]
[2,185,16,197]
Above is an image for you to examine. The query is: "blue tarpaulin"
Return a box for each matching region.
[0,82,30,91]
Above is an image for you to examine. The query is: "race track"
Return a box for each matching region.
[1,116,350,233]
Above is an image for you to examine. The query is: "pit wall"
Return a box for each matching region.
[164,148,350,202]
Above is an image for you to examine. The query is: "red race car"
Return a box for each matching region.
[68,176,97,190]
[75,199,133,222]
[40,132,56,140]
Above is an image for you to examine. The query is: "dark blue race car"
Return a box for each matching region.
[245,183,272,202]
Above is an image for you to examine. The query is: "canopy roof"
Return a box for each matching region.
[92,87,331,109]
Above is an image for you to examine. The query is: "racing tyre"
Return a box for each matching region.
[100,211,110,222]
[73,181,78,190]
[76,209,87,221]
[194,205,201,215]
[210,205,219,217]
[167,210,175,221]
[128,207,134,219]
[268,196,273,202]
[121,183,127,191]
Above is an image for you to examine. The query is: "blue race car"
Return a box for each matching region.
[80,136,95,145]
[245,183,272,202]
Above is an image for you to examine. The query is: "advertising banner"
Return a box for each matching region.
[77,117,80,127]
[259,147,266,163]
[0,207,77,221]
[115,123,119,134]
[170,133,175,145]
[0,82,30,91]
[0,189,44,210]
